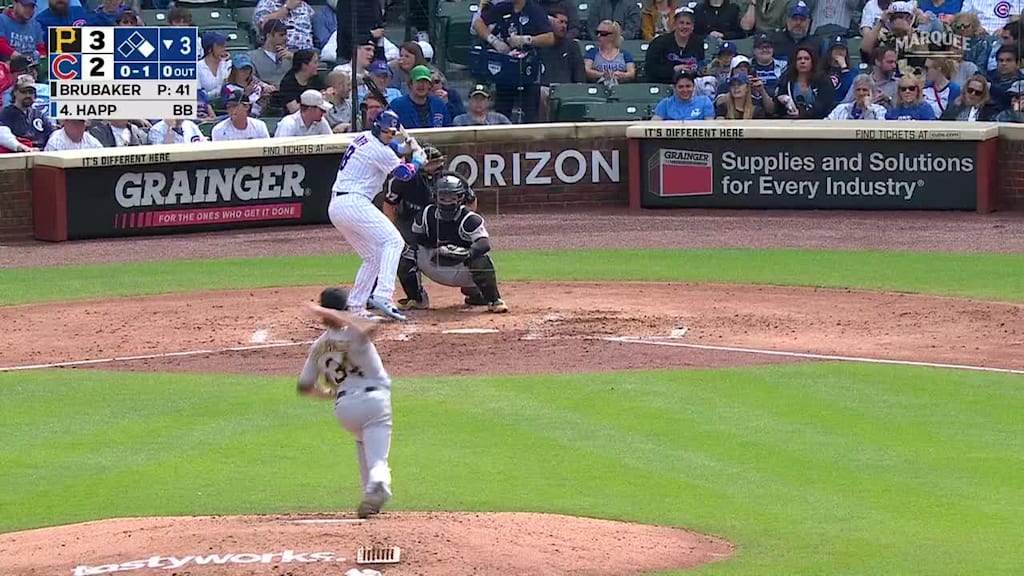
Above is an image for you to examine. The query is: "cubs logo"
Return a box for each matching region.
[72,18,87,26]
[191,135,202,142]
[32,118,44,132]
[994,0,1012,18]
[432,113,445,127]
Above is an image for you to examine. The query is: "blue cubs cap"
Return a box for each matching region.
[15,0,38,6]
[718,41,738,55]
[369,60,390,75]
[789,1,810,18]
[828,35,847,49]
[231,52,254,70]
[753,32,772,47]
[202,31,227,52]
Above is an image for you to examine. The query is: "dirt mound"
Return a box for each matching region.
[0,512,734,576]
[1,282,1021,376]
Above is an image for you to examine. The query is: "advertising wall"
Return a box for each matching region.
[627,122,1001,212]
[641,140,980,210]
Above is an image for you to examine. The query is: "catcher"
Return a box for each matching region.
[297,287,395,519]
[403,173,508,313]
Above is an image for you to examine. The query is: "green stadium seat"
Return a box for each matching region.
[233,6,256,29]
[576,1,589,26]
[191,7,234,29]
[199,122,215,138]
[621,39,649,59]
[606,82,671,104]
[731,36,754,57]
[548,83,607,102]
[142,9,168,25]
[581,101,649,121]
[263,117,280,135]
[579,41,594,56]
[848,36,863,68]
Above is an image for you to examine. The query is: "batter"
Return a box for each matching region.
[328,110,426,322]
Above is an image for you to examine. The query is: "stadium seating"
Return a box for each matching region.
[606,82,671,105]
[578,101,649,121]
[143,9,168,25]
[191,7,237,30]
[233,6,256,31]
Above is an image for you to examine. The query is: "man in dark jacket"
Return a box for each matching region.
[695,0,744,41]
[644,6,705,84]
[536,0,581,40]
[539,6,586,120]
[770,1,813,63]
[0,75,52,149]
[89,120,147,147]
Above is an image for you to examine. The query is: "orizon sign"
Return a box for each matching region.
[641,140,980,210]
[447,148,620,187]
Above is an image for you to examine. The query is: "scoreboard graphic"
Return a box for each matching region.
[48,27,199,120]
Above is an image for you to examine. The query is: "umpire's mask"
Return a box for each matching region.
[434,174,465,221]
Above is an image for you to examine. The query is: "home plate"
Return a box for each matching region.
[442,328,500,334]
[290,519,366,524]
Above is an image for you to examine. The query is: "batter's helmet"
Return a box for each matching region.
[372,110,401,137]
[319,287,349,311]
[434,174,467,221]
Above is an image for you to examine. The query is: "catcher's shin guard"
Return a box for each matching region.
[466,254,501,302]
[397,246,427,302]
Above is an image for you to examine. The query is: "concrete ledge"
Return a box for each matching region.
[0,153,32,171]
[626,120,1002,141]
[998,124,1024,141]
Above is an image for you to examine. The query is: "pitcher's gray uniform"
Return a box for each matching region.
[298,287,394,518]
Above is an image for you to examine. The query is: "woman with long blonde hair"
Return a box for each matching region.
[922,57,959,117]
[885,73,936,120]
[715,74,767,119]
[584,20,637,85]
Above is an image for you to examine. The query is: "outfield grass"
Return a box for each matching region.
[2,365,1021,575]
[2,248,1024,306]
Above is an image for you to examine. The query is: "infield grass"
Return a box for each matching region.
[2,248,1024,306]
[2,364,1022,575]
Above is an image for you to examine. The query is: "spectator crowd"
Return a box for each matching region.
[0,0,1022,153]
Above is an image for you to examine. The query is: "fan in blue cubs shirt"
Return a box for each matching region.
[35,0,88,39]
[652,69,715,120]
[0,0,46,63]
[885,74,937,120]
[821,35,856,102]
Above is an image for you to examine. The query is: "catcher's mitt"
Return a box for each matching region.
[437,244,471,260]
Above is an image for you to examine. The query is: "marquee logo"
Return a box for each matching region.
[649,149,713,197]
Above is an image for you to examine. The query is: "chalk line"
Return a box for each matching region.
[604,337,1024,376]
[0,341,313,372]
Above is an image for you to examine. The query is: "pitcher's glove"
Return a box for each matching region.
[438,244,471,260]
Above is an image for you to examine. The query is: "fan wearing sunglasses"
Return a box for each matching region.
[939,73,998,120]
[885,74,936,119]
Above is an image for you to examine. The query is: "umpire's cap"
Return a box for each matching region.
[319,287,349,311]
[420,143,444,162]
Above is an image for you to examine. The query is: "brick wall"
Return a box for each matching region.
[436,137,629,212]
[0,167,31,239]
[998,140,1024,211]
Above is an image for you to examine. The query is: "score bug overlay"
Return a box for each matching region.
[48,26,199,120]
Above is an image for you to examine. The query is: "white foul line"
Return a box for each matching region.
[0,341,313,372]
[603,337,1024,376]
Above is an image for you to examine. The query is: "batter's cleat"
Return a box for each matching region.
[368,296,407,321]
[487,299,509,313]
[349,309,384,322]
[357,482,392,519]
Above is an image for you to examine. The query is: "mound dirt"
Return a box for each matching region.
[0,282,1021,375]
[0,512,734,576]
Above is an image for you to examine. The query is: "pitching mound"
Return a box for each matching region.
[0,512,733,576]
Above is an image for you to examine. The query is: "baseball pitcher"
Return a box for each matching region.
[402,174,509,313]
[298,287,395,519]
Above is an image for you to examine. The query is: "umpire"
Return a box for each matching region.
[382,144,481,309]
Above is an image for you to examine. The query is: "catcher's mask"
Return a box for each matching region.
[421,143,445,178]
[434,174,466,221]
[319,286,349,311]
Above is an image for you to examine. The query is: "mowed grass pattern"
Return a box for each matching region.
[2,249,1024,306]
[2,364,1022,575]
